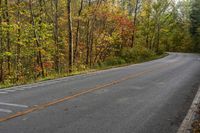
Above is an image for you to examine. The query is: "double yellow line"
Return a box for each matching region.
[0,61,181,123]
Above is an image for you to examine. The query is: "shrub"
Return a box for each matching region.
[102,57,126,66]
[121,45,156,63]
[99,45,156,68]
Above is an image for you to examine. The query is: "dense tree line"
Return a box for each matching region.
[190,0,200,52]
[0,0,199,85]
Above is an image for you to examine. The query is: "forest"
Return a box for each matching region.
[0,0,199,87]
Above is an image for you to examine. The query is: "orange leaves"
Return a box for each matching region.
[112,15,134,30]
[94,6,134,36]
[43,61,53,69]
[34,61,53,73]
[34,65,42,73]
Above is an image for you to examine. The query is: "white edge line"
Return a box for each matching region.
[0,92,8,94]
[0,102,28,108]
[0,109,12,113]
[15,88,25,91]
[4,90,16,92]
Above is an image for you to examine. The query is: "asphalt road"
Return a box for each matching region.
[0,53,200,133]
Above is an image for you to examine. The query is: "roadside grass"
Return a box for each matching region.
[0,53,168,89]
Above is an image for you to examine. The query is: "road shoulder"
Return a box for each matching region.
[177,86,200,133]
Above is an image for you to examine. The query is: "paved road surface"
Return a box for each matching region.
[0,53,200,133]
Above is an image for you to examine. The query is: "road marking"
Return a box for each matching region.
[4,90,16,92]
[0,102,28,108]
[0,61,183,122]
[0,92,8,94]
[15,88,25,91]
[0,109,12,113]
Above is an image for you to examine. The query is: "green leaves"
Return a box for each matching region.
[190,0,200,52]
[3,52,12,57]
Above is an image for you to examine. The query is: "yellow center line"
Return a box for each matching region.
[0,61,182,123]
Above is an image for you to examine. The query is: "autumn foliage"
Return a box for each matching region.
[0,0,196,87]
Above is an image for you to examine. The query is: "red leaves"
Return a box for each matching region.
[95,8,134,36]
[113,15,134,30]
[43,61,53,69]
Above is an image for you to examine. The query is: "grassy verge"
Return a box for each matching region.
[0,53,168,89]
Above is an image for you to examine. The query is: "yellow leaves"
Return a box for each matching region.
[40,49,47,55]
[35,47,46,56]
[141,11,147,17]
[162,28,169,33]
[104,35,114,44]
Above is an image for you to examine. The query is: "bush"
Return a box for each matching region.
[121,45,156,63]
[102,57,126,66]
[98,45,156,68]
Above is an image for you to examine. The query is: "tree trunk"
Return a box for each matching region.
[29,0,45,77]
[16,0,21,81]
[53,0,60,73]
[86,0,92,66]
[67,0,73,72]
[86,20,90,65]
[0,0,3,82]
[38,0,45,77]
[156,22,161,53]
[89,31,94,67]
[131,0,139,48]
[74,0,83,65]
[5,0,11,76]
